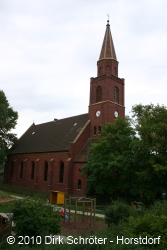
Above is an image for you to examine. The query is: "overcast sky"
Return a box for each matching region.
[0,0,167,138]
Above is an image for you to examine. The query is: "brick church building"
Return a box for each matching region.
[4,20,125,196]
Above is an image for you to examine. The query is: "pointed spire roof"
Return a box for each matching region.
[99,20,117,61]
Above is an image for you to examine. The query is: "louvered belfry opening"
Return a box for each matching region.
[96,86,102,102]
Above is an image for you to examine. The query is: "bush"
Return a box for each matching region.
[149,200,167,216]
[125,213,167,249]
[123,200,167,249]
[105,199,132,226]
[11,197,60,241]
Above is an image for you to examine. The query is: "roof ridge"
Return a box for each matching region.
[59,113,88,121]
[34,113,89,126]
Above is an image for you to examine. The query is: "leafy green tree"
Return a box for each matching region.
[11,197,60,241]
[132,104,167,199]
[0,90,18,165]
[82,104,167,200]
[82,117,137,195]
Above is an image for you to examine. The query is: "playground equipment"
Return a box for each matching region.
[60,209,69,220]
[64,196,96,229]
[50,190,65,204]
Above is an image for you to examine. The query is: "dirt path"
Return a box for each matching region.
[60,216,106,236]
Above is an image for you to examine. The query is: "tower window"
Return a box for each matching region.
[10,161,13,177]
[114,67,117,75]
[31,161,35,180]
[94,126,97,135]
[59,161,64,183]
[99,67,103,75]
[77,179,81,190]
[44,161,48,181]
[114,87,119,103]
[96,86,102,102]
[98,126,101,134]
[107,66,110,71]
[20,161,23,179]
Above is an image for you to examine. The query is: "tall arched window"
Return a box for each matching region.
[114,67,117,75]
[10,161,13,177]
[31,161,35,180]
[114,87,119,103]
[96,86,102,103]
[20,161,23,178]
[94,126,97,135]
[44,161,48,181]
[59,161,64,183]
[77,179,81,190]
[99,67,103,75]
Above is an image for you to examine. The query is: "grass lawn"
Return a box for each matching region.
[0,190,25,213]
[0,190,26,198]
[0,190,13,199]
[0,201,15,213]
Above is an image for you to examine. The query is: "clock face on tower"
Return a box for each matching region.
[96,110,101,117]
[114,111,119,117]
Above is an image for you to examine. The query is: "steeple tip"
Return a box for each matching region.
[99,19,117,61]
[106,14,110,26]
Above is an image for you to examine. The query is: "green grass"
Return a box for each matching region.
[0,190,12,199]
[4,191,26,198]
[0,190,27,200]
[0,190,26,213]
[0,200,15,213]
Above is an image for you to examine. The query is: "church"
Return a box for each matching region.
[4,20,125,196]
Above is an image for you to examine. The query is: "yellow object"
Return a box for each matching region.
[50,191,65,204]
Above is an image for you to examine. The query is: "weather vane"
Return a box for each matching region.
[107,13,110,21]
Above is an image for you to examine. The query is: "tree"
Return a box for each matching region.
[82,104,167,200]
[131,103,167,199]
[11,197,60,241]
[82,117,137,195]
[0,90,18,165]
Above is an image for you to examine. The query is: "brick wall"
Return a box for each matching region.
[4,122,91,196]
[4,151,70,193]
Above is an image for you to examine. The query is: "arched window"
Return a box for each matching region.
[77,179,81,190]
[20,161,23,178]
[114,87,119,103]
[99,67,103,75]
[107,65,110,71]
[44,161,48,181]
[10,161,13,177]
[96,86,102,103]
[94,126,97,135]
[98,126,101,134]
[59,161,64,183]
[31,161,35,180]
[114,67,117,75]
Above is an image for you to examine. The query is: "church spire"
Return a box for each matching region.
[99,20,117,61]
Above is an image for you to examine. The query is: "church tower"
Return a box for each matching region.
[89,20,125,136]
